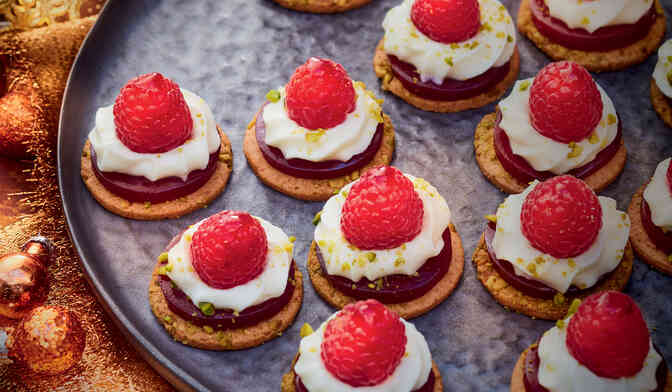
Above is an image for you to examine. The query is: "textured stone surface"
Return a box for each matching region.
[59,0,672,391]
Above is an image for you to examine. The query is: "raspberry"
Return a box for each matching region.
[521,176,602,259]
[566,291,650,379]
[190,211,268,290]
[321,300,407,387]
[113,72,192,154]
[529,62,603,144]
[411,0,481,44]
[341,166,424,250]
[285,58,356,130]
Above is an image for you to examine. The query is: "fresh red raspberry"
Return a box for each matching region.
[529,62,603,144]
[113,72,192,154]
[321,300,407,387]
[566,291,650,379]
[285,58,356,130]
[521,175,602,259]
[411,0,481,44]
[190,211,268,290]
[341,166,424,250]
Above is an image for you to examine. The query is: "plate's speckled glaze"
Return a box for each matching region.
[58,0,672,391]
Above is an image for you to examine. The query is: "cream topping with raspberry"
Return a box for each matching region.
[165,215,292,312]
[643,158,672,231]
[382,0,516,84]
[499,78,618,174]
[492,181,630,293]
[537,315,662,392]
[294,315,432,392]
[263,82,382,162]
[545,0,653,34]
[89,89,220,182]
[314,174,451,282]
[653,40,672,98]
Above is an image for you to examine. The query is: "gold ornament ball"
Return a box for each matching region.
[7,305,86,375]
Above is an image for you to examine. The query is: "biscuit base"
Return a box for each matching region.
[281,355,443,392]
[81,127,233,220]
[243,112,395,202]
[373,40,520,113]
[627,185,672,276]
[517,0,666,72]
[474,113,627,194]
[510,346,672,392]
[307,224,464,319]
[148,261,303,350]
[271,0,372,13]
[651,79,672,129]
[472,233,634,320]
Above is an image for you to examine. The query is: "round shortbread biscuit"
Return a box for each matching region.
[473,113,627,194]
[628,185,672,276]
[373,40,520,113]
[472,233,634,320]
[651,78,672,129]
[81,127,233,220]
[308,224,464,320]
[271,0,373,14]
[243,111,395,202]
[517,0,666,72]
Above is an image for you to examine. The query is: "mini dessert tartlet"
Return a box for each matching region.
[281,299,443,392]
[148,210,303,350]
[473,175,633,320]
[271,0,373,13]
[627,158,672,276]
[651,40,672,128]
[475,61,626,194]
[511,291,671,392]
[244,58,395,201]
[81,73,233,220]
[517,0,666,72]
[308,165,464,319]
[374,0,520,112]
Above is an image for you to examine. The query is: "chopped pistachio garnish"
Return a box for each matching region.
[444,57,454,67]
[312,211,322,225]
[567,299,582,317]
[365,252,377,262]
[485,214,497,223]
[526,263,537,275]
[266,89,281,102]
[588,132,599,144]
[581,16,590,25]
[607,113,617,125]
[506,34,513,43]
[567,142,583,159]
[144,201,151,209]
[305,129,326,143]
[288,236,296,243]
[368,283,376,289]
[163,316,173,323]
[203,326,214,334]
[158,252,169,263]
[556,319,565,329]
[553,293,566,305]
[394,257,406,267]
[341,263,351,272]
[667,70,672,86]
[300,323,314,337]
[198,302,215,316]
[519,80,531,91]
[450,43,460,49]
[496,31,505,39]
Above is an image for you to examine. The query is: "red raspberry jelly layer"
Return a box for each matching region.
[484,222,613,299]
[293,355,437,392]
[529,0,656,52]
[90,145,219,204]
[493,110,623,184]
[641,199,672,254]
[387,54,512,101]
[255,104,383,179]
[523,342,669,392]
[316,228,451,303]
[158,233,295,329]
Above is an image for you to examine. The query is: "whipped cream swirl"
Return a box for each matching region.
[166,215,293,312]
[263,82,382,162]
[545,0,653,34]
[492,181,630,293]
[499,78,618,174]
[382,0,516,84]
[295,314,432,392]
[89,89,221,182]
[653,40,672,98]
[314,173,452,282]
[643,158,672,231]
[538,315,662,392]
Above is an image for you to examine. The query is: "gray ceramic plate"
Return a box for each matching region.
[58,0,672,391]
